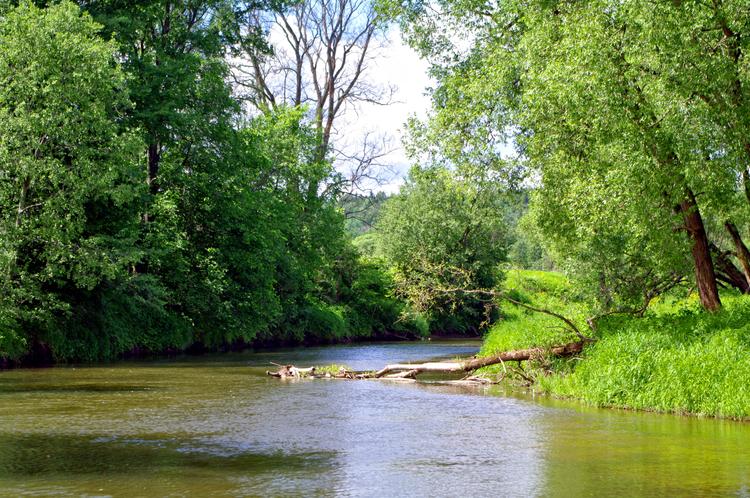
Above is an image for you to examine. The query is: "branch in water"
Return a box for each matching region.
[266,340,587,381]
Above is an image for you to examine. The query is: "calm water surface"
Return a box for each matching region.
[1,341,749,497]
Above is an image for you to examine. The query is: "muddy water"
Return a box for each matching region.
[1,341,749,497]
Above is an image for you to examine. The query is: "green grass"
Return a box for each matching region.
[481,270,750,420]
[313,364,353,375]
[480,270,588,354]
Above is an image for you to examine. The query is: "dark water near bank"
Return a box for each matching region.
[1,341,749,497]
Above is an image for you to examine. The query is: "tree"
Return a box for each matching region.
[388,0,750,312]
[341,191,389,235]
[376,165,508,333]
[77,0,290,348]
[635,1,750,291]
[0,0,427,362]
[82,0,242,200]
[235,0,394,197]
[0,1,144,359]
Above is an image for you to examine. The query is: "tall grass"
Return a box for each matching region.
[480,270,587,353]
[482,270,750,419]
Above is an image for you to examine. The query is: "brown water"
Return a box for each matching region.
[1,341,749,497]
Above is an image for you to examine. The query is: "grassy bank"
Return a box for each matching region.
[481,270,750,420]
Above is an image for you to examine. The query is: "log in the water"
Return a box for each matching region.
[265,340,586,381]
[372,341,584,377]
[265,365,316,379]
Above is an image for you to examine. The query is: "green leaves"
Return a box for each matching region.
[395,0,750,311]
[376,165,508,333]
[0,1,144,355]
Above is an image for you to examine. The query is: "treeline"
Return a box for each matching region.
[0,1,426,364]
[374,0,750,318]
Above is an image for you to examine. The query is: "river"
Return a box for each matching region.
[1,340,749,497]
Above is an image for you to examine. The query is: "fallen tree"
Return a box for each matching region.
[371,340,585,377]
[266,340,587,383]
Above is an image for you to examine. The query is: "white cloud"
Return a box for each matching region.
[334,26,434,194]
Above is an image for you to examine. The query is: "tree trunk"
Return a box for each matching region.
[147,143,160,196]
[679,190,721,311]
[724,221,750,289]
[710,242,750,293]
[373,341,585,378]
[266,341,588,381]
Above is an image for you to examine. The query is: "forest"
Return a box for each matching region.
[379,0,750,418]
[1,0,750,418]
[0,0,435,364]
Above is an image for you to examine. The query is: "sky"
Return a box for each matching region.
[242,22,436,195]
[338,27,434,194]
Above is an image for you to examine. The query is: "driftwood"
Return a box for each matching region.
[371,341,584,378]
[265,364,316,379]
[265,340,586,383]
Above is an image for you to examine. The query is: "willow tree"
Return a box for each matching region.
[637,1,750,289]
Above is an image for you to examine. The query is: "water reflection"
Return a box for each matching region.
[533,403,750,497]
[0,433,341,496]
[334,381,546,496]
[1,341,749,497]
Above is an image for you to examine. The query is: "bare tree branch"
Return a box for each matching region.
[232,0,395,200]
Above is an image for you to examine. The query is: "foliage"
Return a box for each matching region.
[345,258,429,339]
[376,165,508,334]
[543,294,750,420]
[480,270,589,355]
[386,0,750,312]
[0,1,145,360]
[313,364,353,375]
[481,270,750,419]
[0,1,418,362]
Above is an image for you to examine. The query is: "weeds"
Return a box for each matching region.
[482,270,750,419]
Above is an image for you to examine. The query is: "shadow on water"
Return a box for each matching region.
[0,432,344,496]
[0,383,154,394]
[0,433,338,477]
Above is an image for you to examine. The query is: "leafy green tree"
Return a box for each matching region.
[80,0,241,197]
[73,0,295,350]
[0,0,437,362]
[0,1,144,359]
[376,165,508,334]
[633,0,750,290]
[239,107,343,344]
[387,0,750,312]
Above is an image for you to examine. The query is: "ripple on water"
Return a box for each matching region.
[0,341,749,497]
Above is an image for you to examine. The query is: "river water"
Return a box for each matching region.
[1,341,749,497]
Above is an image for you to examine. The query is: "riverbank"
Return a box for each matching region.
[480,270,750,420]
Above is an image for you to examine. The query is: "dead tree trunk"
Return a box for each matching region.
[372,341,585,377]
[266,341,587,382]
